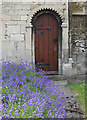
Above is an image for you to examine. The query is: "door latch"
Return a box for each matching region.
[53,37,57,42]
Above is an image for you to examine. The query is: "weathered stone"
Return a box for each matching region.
[30,4,37,10]
[21,16,28,21]
[68,2,87,75]
[2,15,11,21]
[18,21,26,25]
[20,25,26,33]
[7,25,20,34]
[11,15,21,21]
[3,35,10,41]
[5,21,18,25]
[14,4,23,10]
[14,41,25,50]
[22,4,31,10]
[10,34,24,41]
[17,10,30,15]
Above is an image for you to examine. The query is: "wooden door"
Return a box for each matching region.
[34,13,58,74]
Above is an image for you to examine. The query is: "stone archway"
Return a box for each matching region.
[26,4,68,74]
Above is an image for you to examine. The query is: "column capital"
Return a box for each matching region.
[26,23,33,28]
[61,23,67,28]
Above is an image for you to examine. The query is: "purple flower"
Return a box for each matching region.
[28,116,31,118]
[36,106,39,111]
[33,110,36,115]
[1,59,69,118]
[30,107,33,111]
[18,105,21,108]
[22,112,24,116]
[9,109,12,113]
[18,102,20,104]
[24,102,27,108]
[52,115,54,118]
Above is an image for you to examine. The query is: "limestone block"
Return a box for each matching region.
[2,51,6,60]
[17,41,25,50]
[2,15,11,21]
[2,41,14,58]
[20,25,26,33]
[21,16,28,21]
[10,34,24,41]
[2,41,10,50]
[11,15,21,21]
[22,4,31,10]
[44,0,58,3]
[68,58,74,64]
[30,4,37,10]
[2,8,10,14]
[14,4,22,10]
[0,20,2,34]
[3,41,25,59]
[7,25,20,34]
[2,23,6,35]
[0,8,1,20]
[32,0,44,2]
[3,35,10,41]
[77,64,86,74]
[18,21,26,25]
[6,21,18,25]
[8,10,17,15]
[17,10,29,15]
[7,48,14,58]
[13,49,27,61]
[2,5,12,10]
[25,49,32,61]
[13,41,25,51]
[63,63,77,76]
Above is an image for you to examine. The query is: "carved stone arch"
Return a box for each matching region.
[27,4,65,26]
[31,9,62,27]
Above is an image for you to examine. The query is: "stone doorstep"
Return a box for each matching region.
[47,74,86,83]
[47,75,68,81]
[51,80,68,85]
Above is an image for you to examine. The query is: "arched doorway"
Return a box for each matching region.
[31,10,62,74]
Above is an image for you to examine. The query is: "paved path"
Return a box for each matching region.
[46,80,84,118]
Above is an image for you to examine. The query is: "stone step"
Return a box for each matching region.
[47,75,67,81]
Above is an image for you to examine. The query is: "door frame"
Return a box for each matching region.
[26,3,69,75]
[31,10,62,74]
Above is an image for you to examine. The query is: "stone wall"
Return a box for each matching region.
[1,2,68,62]
[1,1,69,75]
[69,2,87,74]
[2,2,30,62]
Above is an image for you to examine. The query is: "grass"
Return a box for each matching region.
[66,81,87,117]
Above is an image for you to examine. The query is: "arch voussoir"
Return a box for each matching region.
[27,4,65,26]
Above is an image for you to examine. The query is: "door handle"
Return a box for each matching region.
[53,37,57,42]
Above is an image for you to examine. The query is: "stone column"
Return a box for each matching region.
[61,22,68,74]
[26,23,33,63]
